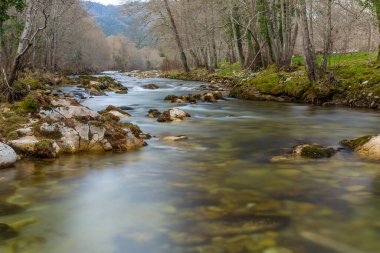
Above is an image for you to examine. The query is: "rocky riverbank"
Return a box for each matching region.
[0,75,145,168]
[1,72,379,170]
[154,63,380,110]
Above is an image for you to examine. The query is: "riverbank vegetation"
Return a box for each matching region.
[137,0,380,108]
[163,51,380,109]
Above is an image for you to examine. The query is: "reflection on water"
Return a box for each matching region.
[1,74,380,253]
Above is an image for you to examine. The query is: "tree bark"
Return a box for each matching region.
[375,0,380,61]
[321,0,333,71]
[230,5,245,66]
[298,0,320,83]
[163,0,190,72]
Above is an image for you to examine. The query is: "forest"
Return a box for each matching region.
[0,1,380,253]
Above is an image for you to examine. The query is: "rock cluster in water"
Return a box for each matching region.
[157,108,191,123]
[2,98,144,162]
[164,91,224,104]
[142,84,160,90]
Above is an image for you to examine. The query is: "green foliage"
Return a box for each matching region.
[122,122,142,137]
[0,0,24,23]
[0,108,28,140]
[341,135,374,150]
[292,52,378,66]
[17,95,41,113]
[34,139,57,158]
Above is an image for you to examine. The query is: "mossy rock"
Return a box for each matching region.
[0,203,24,216]
[294,144,336,159]
[147,109,161,118]
[0,223,17,240]
[115,90,128,94]
[34,139,59,158]
[340,135,373,150]
[122,122,142,137]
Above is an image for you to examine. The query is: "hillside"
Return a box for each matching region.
[81,1,151,47]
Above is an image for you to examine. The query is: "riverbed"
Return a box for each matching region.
[1,73,379,253]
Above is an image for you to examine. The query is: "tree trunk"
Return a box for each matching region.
[8,0,34,86]
[230,5,245,65]
[375,0,380,61]
[321,0,333,71]
[298,0,320,83]
[163,0,190,72]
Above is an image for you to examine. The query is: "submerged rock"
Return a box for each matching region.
[293,144,336,159]
[147,109,161,118]
[192,215,290,237]
[0,223,17,240]
[160,136,188,142]
[0,203,24,216]
[165,91,224,104]
[341,135,380,161]
[143,84,159,89]
[157,108,191,122]
[0,143,18,169]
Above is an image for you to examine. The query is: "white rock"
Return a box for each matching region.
[109,110,130,119]
[169,108,188,120]
[16,127,33,136]
[58,126,80,153]
[40,106,99,121]
[0,142,18,168]
[357,135,380,161]
[9,136,39,153]
[74,122,90,141]
[160,136,188,142]
[51,98,74,107]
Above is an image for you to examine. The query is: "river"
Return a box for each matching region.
[0,73,379,253]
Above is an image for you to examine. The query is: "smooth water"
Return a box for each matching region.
[1,73,380,253]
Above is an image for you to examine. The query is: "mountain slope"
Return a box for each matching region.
[82,1,153,48]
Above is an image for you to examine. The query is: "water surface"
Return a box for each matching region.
[1,73,379,253]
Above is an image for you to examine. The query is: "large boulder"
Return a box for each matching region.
[8,100,144,158]
[9,136,60,158]
[157,108,191,122]
[341,135,380,161]
[0,143,18,169]
[40,105,100,121]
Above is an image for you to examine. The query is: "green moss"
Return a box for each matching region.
[17,95,41,113]
[34,139,57,158]
[341,135,373,150]
[122,122,142,137]
[0,112,29,140]
[7,131,19,140]
[20,78,44,90]
[300,145,336,159]
[115,90,128,94]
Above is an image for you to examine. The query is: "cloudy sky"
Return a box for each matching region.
[91,0,123,5]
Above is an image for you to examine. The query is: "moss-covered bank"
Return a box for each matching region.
[161,55,380,110]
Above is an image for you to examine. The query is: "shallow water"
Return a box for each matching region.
[1,73,380,253]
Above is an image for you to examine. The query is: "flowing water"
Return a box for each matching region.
[1,73,380,253]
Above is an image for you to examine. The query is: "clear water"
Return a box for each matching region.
[1,73,379,253]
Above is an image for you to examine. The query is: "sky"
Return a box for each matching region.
[90,0,123,5]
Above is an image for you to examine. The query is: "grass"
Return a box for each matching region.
[162,51,380,107]
[292,52,378,67]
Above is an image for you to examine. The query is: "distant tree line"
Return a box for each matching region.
[0,0,162,101]
[141,0,380,82]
